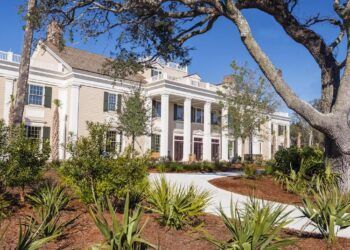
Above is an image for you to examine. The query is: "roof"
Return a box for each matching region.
[45,42,145,83]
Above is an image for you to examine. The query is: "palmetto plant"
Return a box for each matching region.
[146,176,211,229]
[89,193,154,250]
[298,186,350,244]
[16,218,59,250]
[26,182,75,238]
[27,182,70,214]
[206,197,294,250]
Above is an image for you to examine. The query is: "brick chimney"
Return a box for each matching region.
[46,20,63,47]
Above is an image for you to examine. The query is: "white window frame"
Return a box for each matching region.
[28,84,45,106]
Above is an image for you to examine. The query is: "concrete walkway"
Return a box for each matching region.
[149,172,350,238]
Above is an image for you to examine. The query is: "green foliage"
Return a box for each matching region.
[152,160,231,173]
[217,61,277,142]
[1,125,50,191]
[27,182,70,216]
[147,176,211,229]
[273,146,323,176]
[298,186,350,244]
[89,194,154,250]
[118,88,150,150]
[0,193,9,221]
[243,163,257,178]
[60,124,149,204]
[26,182,75,238]
[206,198,294,249]
[16,218,59,250]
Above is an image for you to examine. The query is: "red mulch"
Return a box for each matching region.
[2,171,350,249]
[209,175,303,205]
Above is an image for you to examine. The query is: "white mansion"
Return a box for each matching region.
[0,42,290,162]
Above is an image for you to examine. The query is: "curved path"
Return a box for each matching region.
[149,172,350,238]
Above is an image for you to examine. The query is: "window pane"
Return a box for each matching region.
[28,85,43,105]
[195,108,203,123]
[153,101,161,117]
[175,105,184,121]
[106,131,117,152]
[108,93,116,111]
[26,126,41,140]
[151,134,160,152]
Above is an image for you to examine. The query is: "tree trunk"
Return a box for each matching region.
[51,101,60,162]
[297,132,301,149]
[9,0,36,126]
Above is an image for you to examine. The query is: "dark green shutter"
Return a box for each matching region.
[44,86,52,108]
[103,92,108,112]
[43,126,51,143]
[119,132,123,153]
[117,94,122,113]
[191,107,195,123]
[151,134,155,151]
[174,104,177,120]
[25,84,29,105]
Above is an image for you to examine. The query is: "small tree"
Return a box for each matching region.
[2,125,50,201]
[51,99,60,162]
[118,87,150,151]
[218,62,276,160]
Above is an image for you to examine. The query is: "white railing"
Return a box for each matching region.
[0,51,21,63]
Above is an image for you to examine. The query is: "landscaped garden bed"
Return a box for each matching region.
[209,175,303,206]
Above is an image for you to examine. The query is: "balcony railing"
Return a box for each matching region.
[0,51,21,63]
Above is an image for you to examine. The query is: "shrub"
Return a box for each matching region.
[1,125,50,200]
[27,182,70,214]
[243,163,257,178]
[0,193,9,221]
[16,218,59,250]
[26,182,76,238]
[147,176,211,229]
[273,146,323,177]
[206,197,294,249]
[298,186,350,244]
[89,194,154,249]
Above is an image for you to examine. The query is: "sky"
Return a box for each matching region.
[0,1,346,109]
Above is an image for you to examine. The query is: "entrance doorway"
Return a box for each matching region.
[193,137,203,161]
[174,136,183,161]
[211,139,220,161]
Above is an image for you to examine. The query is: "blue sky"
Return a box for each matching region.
[0,1,345,107]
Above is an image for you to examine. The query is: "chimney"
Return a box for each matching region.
[46,20,63,47]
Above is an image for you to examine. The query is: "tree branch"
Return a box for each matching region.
[226,2,328,131]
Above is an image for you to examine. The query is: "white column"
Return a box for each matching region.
[68,83,80,137]
[203,102,212,161]
[267,120,272,160]
[58,86,68,160]
[160,94,169,158]
[286,124,290,148]
[3,78,14,124]
[221,107,229,161]
[145,96,153,153]
[183,98,192,161]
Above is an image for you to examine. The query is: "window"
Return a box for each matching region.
[278,125,286,136]
[152,100,161,118]
[106,131,117,152]
[107,93,116,111]
[25,126,41,140]
[151,134,160,152]
[211,139,220,161]
[106,131,123,153]
[271,123,274,134]
[151,69,162,77]
[211,111,220,125]
[28,85,44,105]
[174,104,184,121]
[192,107,204,123]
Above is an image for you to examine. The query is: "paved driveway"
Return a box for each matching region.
[149,172,350,238]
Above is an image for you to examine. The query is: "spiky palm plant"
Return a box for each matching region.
[16,218,59,250]
[51,99,61,162]
[206,197,294,249]
[89,193,154,249]
[147,176,211,229]
[298,186,350,244]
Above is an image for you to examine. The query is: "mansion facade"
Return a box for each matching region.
[0,42,290,162]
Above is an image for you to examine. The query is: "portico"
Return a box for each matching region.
[149,92,227,162]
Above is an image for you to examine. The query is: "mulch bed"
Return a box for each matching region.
[209,175,303,205]
[2,171,350,249]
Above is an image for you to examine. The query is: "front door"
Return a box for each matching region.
[174,136,183,161]
[193,137,203,161]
